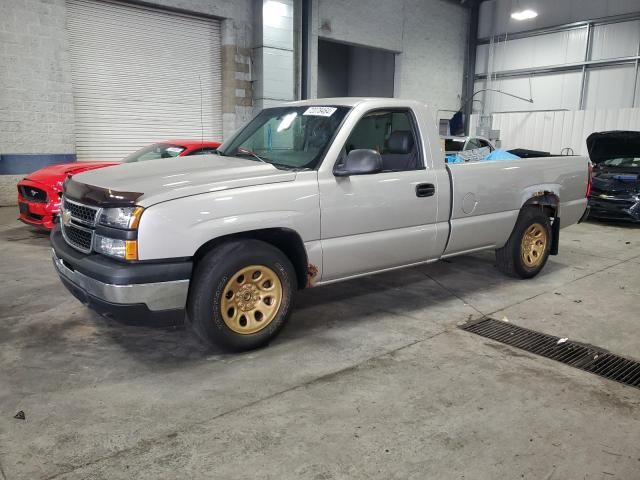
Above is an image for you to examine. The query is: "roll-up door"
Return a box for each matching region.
[66,0,222,160]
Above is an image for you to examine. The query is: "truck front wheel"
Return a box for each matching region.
[187,239,296,351]
[495,208,552,279]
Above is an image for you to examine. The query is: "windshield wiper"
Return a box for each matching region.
[236,147,268,164]
[224,147,298,170]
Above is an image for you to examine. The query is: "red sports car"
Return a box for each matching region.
[17,140,221,229]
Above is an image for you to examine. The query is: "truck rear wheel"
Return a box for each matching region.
[187,239,296,351]
[495,208,552,279]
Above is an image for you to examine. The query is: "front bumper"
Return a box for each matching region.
[17,179,60,230]
[588,196,640,222]
[51,227,191,324]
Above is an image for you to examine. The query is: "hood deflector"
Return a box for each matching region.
[586,131,640,164]
[64,177,143,207]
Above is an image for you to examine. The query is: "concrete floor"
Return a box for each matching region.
[0,206,639,480]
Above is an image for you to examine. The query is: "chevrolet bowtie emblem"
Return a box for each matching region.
[61,208,72,226]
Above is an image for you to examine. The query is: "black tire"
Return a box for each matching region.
[495,207,552,279]
[187,239,296,351]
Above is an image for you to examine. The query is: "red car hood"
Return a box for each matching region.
[23,161,119,190]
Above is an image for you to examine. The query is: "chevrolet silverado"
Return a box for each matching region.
[50,98,590,351]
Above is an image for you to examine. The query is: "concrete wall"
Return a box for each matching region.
[252,0,296,111]
[310,0,469,113]
[397,0,469,113]
[0,0,74,156]
[0,0,255,206]
[0,0,75,204]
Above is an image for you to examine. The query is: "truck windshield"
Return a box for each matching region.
[601,157,640,169]
[218,106,351,169]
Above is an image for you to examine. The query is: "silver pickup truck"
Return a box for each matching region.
[51,98,590,351]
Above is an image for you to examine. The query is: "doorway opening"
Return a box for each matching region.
[317,39,395,98]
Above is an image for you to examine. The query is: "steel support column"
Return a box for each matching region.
[300,0,311,99]
[632,39,640,107]
[463,0,481,135]
[579,23,593,110]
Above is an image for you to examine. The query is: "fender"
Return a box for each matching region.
[519,185,560,213]
[520,188,561,255]
[136,173,323,279]
[191,227,314,289]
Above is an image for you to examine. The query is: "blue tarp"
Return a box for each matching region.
[446,154,464,164]
[446,149,521,164]
[484,149,521,161]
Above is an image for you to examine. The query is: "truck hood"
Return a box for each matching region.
[586,131,640,164]
[68,154,296,207]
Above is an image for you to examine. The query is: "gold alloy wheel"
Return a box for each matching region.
[220,265,283,335]
[521,223,548,268]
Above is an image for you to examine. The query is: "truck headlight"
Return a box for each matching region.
[94,234,138,260]
[98,206,144,229]
[93,206,142,260]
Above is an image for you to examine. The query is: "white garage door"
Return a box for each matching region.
[67,0,222,160]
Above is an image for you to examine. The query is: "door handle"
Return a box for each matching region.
[416,183,435,197]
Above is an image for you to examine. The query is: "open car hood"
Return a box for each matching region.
[586,130,640,164]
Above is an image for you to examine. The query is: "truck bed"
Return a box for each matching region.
[443,155,590,256]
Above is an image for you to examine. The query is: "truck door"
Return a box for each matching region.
[318,108,442,282]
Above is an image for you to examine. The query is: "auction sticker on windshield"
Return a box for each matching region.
[303,107,337,117]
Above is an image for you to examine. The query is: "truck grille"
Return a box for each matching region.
[19,185,47,203]
[63,198,99,225]
[63,223,94,252]
[60,197,100,253]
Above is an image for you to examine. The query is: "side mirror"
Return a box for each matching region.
[334,149,383,177]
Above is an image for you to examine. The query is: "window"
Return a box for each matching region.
[218,106,351,169]
[465,138,481,150]
[189,148,218,155]
[602,157,640,168]
[123,143,185,163]
[444,138,465,152]
[343,109,421,171]
[478,139,493,151]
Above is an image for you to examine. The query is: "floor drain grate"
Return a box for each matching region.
[461,318,640,389]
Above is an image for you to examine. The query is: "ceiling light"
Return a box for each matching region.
[264,1,288,27]
[511,9,538,20]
